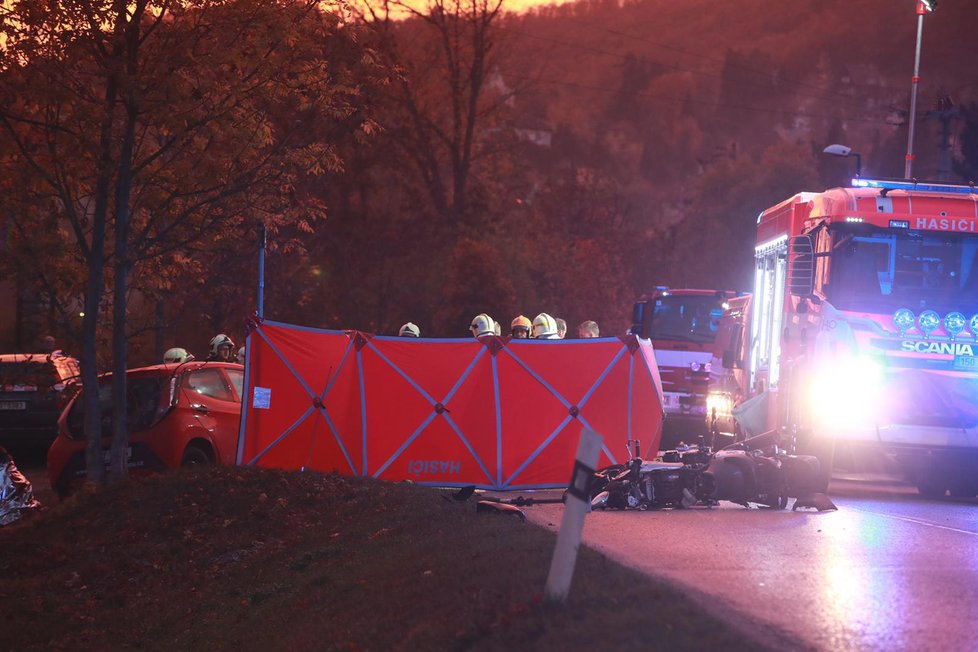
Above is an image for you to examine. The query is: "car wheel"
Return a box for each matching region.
[181,445,211,467]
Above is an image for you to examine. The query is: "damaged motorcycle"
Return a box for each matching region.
[588,432,836,511]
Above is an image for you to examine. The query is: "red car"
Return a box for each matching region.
[47,361,244,496]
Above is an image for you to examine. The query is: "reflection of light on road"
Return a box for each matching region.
[815,510,905,649]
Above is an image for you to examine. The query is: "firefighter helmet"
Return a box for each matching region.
[399,322,420,337]
[163,347,193,364]
[209,334,235,359]
[532,313,558,339]
[511,315,531,338]
[469,313,495,338]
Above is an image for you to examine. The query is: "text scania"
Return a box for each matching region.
[901,341,976,356]
[408,460,461,476]
[915,217,977,232]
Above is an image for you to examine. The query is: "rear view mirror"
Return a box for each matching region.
[722,350,735,369]
[630,301,648,338]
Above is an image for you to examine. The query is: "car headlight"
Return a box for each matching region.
[706,392,733,417]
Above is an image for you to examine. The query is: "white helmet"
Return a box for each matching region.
[209,333,235,359]
[163,347,194,364]
[532,313,558,339]
[469,313,495,338]
[399,322,420,337]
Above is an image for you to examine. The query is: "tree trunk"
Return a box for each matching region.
[108,8,142,482]
[82,65,121,488]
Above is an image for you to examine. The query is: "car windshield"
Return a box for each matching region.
[825,225,978,314]
[0,361,60,390]
[650,294,724,343]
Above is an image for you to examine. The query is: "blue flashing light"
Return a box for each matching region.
[945,312,966,336]
[893,308,915,332]
[918,310,941,335]
[971,314,978,338]
[852,177,978,195]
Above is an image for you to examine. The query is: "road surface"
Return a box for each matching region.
[523,476,978,651]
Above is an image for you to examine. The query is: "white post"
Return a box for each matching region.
[545,428,603,602]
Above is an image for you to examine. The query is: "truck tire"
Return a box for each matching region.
[795,431,834,494]
[948,481,978,499]
[916,474,947,499]
[947,470,978,498]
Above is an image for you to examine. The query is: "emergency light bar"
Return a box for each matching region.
[852,178,978,195]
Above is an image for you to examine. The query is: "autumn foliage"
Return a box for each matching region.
[5,0,978,352]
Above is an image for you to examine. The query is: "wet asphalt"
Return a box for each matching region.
[523,477,978,652]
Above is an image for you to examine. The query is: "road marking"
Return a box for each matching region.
[848,506,978,537]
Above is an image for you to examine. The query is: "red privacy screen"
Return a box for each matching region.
[237,320,663,490]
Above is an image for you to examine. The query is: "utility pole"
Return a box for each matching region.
[257,223,267,319]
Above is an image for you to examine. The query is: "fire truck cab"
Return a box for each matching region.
[733,177,978,498]
[631,288,743,451]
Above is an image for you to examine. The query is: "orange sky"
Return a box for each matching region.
[503,0,576,13]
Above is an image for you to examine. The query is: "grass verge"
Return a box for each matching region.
[0,466,780,651]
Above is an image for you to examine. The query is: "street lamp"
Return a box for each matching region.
[905,0,937,179]
[823,144,862,178]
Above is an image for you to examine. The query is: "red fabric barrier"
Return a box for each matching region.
[237,320,664,490]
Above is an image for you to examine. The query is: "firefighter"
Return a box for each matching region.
[511,315,532,339]
[578,320,600,338]
[399,322,421,337]
[236,347,246,364]
[555,317,567,339]
[532,313,560,339]
[207,334,235,362]
[469,314,496,338]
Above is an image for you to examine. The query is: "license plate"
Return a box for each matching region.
[0,401,26,410]
[953,355,978,370]
[102,447,133,465]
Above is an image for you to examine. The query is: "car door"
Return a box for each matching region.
[181,366,242,463]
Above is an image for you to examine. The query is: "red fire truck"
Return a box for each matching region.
[721,177,978,497]
[631,288,741,451]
